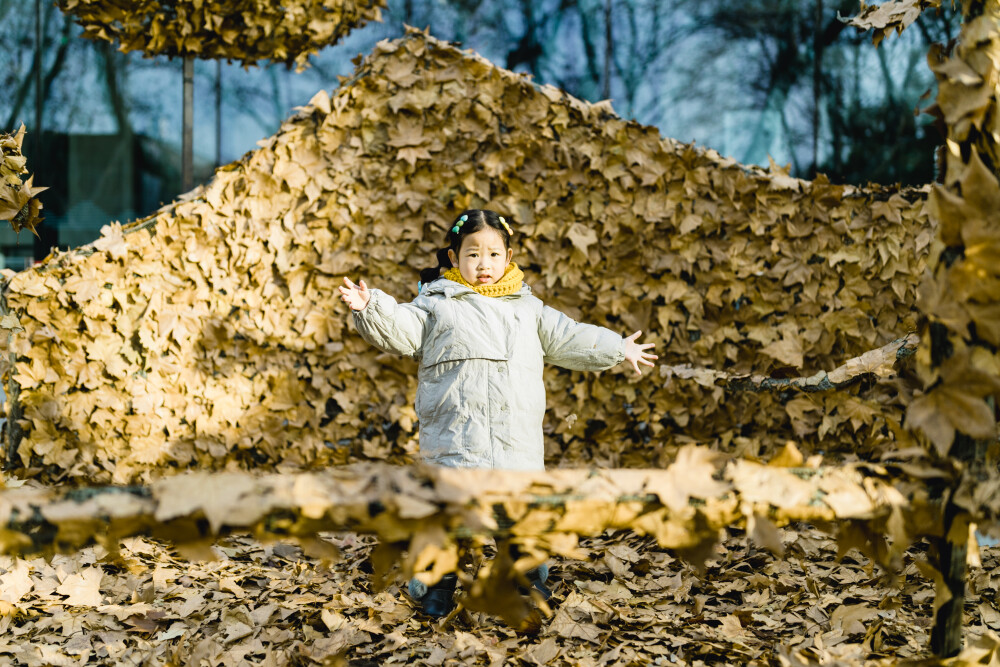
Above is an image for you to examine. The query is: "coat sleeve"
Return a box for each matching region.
[537,305,625,371]
[352,288,428,358]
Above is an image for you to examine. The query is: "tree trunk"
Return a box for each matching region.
[1,291,22,471]
[33,0,42,141]
[602,0,612,99]
[215,60,223,167]
[812,0,823,176]
[4,4,70,131]
[577,0,603,97]
[100,42,130,135]
[182,57,194,192]
[663,333,917,392]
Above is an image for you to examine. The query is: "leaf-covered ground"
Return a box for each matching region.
[0,526,996,666]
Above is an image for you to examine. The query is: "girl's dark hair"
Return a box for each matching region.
[419,209,512,286]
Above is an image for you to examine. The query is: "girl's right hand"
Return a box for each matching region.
[339,277,371,311]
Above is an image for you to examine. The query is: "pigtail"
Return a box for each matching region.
[419,248,451,286]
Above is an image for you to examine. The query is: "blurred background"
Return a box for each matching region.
[0,0,959,270]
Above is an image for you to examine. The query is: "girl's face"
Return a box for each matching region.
[448,227,513,286]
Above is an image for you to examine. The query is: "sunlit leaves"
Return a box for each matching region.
[56,0,386,69]
[0,455,969,574]
[1,29,937,484]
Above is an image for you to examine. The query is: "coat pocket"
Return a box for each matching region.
[416,359,464,421]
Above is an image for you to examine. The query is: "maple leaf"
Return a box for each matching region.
[768,441,804,468]
[56,567,104,607]
[396,145,433,167]
[565,223,598,254]
[830,603,879,635]
[0,560,33,603]
[761,332,804,369]
[842,0,938,46]
[928,150,1000,247]
[0,176,47,237]
[62,274,105,304]
[407,524,459,588]
[638,447,726,512]
[383,55,421,87]
[93,222,128,259]
[548,592,604,642]
[386,115,427,148]
[905,385,996,456]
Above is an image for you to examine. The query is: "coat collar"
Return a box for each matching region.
[421,278,532,299]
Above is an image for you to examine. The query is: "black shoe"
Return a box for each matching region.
[408,573,457,617]
[520,564,552,600]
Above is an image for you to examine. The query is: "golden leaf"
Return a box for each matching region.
[565,222,598,254]
[844,0,940,46]
[905,385,996,456]
[55,567,105,607]
[644,445,730,512]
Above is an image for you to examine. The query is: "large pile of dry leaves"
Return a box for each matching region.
[0,528,995,666]
[1,29,936,484]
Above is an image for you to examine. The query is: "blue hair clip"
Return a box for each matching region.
[451,213,468,234]
[417,281,423,294]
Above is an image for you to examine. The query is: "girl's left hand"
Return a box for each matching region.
[623,331,657,376]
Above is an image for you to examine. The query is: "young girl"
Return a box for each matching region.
[339,209,657,614]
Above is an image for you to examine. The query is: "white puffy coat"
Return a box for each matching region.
[352,279,625,470]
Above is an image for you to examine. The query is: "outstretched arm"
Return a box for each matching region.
[342,277,427,358]
[623,330,658,376]
[538,306,658,376]
[538,305,626,372]
[339,277,370,311]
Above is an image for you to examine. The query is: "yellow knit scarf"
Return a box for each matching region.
[442,262,524,297]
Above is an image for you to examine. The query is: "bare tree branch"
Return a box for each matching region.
[661,333,918,392]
